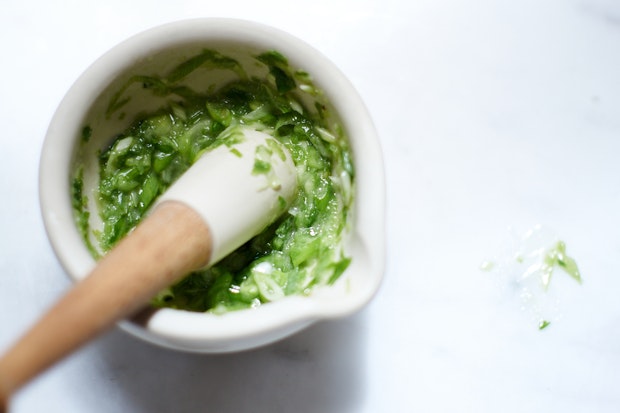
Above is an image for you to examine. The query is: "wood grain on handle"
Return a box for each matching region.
[0,201,212,412]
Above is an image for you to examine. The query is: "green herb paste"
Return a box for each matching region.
[72,50,354,314]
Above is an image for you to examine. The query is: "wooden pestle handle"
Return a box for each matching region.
[0,201,212,412]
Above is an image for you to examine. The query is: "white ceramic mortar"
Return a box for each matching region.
[39,18,385,353]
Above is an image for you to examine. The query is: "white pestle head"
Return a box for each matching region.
[155,128,297,266]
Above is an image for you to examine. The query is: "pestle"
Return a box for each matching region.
[0,128,297,412]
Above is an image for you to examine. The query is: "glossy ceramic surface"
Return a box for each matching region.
[38,18,385,353]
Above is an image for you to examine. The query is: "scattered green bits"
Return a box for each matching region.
[538,320,551,330]
[481,225,584,332]
[81,125,92,142]
[541,240,582,289]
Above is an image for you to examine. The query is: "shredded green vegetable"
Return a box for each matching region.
[74,50,354,313]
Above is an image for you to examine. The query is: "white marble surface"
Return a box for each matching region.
[2,0,620,411]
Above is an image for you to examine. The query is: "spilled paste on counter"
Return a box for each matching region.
[481,225,582,330]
